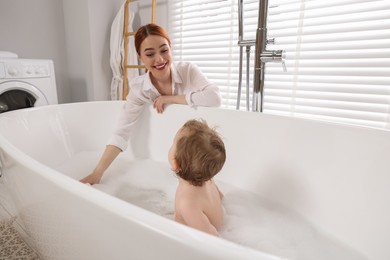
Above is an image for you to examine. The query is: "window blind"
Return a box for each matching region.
[168,0,246,110]
[168,0,390,130]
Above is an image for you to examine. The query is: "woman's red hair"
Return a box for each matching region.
[134,23,171,56]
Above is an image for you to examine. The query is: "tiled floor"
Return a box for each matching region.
[0,217,41,259]
[0,180,14,220]
[0,181,41,259]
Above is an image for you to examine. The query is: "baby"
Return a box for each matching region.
[168,119,226,236]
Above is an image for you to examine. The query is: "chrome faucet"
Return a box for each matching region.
[253,0,286,112]
[237,0,255,111]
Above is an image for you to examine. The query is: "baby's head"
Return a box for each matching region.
[168,119,226,186]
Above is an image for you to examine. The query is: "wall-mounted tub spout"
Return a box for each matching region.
[253,0,286,112]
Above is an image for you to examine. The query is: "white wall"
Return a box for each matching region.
[0,0,168,103]
[0,0,69,103]
[61,0,123,102]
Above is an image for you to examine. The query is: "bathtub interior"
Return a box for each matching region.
[0,102,280,260]
[0,101,389,260]
[137,102,390,260]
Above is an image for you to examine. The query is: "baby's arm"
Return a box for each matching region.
[177,201,219,237]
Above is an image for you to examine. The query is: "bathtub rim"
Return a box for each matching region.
[2,100,389,135]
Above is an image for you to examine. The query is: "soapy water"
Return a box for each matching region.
[56,151,367,260]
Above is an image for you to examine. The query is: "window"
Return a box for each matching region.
[168,0,390,130]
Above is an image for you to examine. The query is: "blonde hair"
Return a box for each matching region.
[175,119,226,186]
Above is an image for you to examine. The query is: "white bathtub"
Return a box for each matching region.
[0,101,389,260]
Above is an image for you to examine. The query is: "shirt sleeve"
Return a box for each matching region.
[183,63,222,108]
[107,89,146,151]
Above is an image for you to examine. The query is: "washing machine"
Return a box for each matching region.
[0,53,58,113]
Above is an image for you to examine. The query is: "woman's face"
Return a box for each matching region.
[139,35,172,79]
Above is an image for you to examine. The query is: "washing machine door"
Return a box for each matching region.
[0,81,48,113]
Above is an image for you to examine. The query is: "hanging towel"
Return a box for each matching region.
[110,1,139,100]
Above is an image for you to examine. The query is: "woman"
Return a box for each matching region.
[80,23,221,185]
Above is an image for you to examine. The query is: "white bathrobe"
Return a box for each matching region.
[110,1,139,100]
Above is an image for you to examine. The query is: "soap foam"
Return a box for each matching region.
[56,151,367,260]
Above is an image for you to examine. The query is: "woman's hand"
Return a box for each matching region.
[80,171,102,185]
[153,96,169,113]
[153,95,187,113]
[79,145,121,185]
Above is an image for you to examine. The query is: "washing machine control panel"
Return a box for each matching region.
[0,60,51,79]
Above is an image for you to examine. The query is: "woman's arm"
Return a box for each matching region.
[184,63,222,107]
[186,87,221,108]
[153,95,186,113]
[81,86,147,184]
[80,145,121,184]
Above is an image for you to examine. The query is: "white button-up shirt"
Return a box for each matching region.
[108,62,222,151]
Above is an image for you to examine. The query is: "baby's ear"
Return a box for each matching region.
[171,158,180,172]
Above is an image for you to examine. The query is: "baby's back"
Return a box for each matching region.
[175,179,224,235]
[200,180,224,229]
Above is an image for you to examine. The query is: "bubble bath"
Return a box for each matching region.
[56,151,366,260]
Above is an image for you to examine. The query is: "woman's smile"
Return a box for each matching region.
[154,62,167,70]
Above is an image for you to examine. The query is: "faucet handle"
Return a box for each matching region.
[267,38,275,45]
[260,49,287,72]
[260,49,285,62]
[280,51,287,72]
[281,60,287,72]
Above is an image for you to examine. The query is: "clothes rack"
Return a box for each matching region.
[122,0,157,100]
